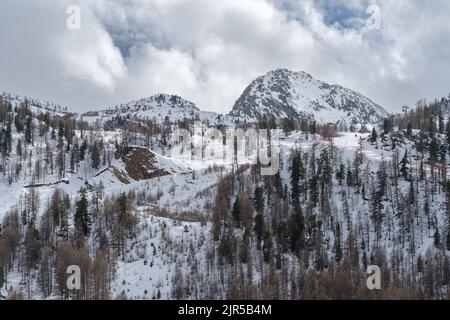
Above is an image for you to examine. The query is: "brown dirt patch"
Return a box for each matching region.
[122,147,170,181]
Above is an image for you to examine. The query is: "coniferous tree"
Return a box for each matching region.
[400,150,409,179]
[434,227,441,248]
[232,196,241,227]
[371,127,378,143]
[14,112,24,133]
[440,143,447,164]
[80,139,88,161]
[318,149,332,185]
[309,175,319,207]
[291,150,301,206]
[288,206,305,254]
[430,137,439,162]
[253,187,264,214]
[336,163,345,185]
[439,112,444,134]
[16,139,22,158]
[75,188,90,236]
[254,213,265,249]
[446,232,450,251]
[447,118,450,146]
[383,118,393,134]
[0,264,4,288]
[419,161,425,181]
[334,222,343,262]
[3,120,12,155]
[346,166,353,187]
[91,141,101,170]
[25,115,33,144]
[407,122,413,136]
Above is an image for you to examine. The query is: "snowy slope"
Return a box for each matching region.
[1,101,449,299]
[109,130,450,299]
[230,69,390,124]
[82,94,232,126]
[1,92,70,117]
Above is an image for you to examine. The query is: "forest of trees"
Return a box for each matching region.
[1,93,450,299]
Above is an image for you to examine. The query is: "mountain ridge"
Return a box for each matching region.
[3,69,391,126]
[230,68,390,125]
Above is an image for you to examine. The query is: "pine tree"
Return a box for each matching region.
[54,122,65,179]
[346,166,353,187]
[57,121,64,144]
[383,117,393,134]
[434,227,441,248]
[407,122,413,136]
[0,264,4,288]
[440,143,447,164]
[409,179,415,205]
[417,255,424,273]
[91,141,101,170]
[75,188,90,236]
[3,120,12,154]
[447,118,450,146]
[429,137,439,162]
[400,150,409,179]
[14,112,24,133]
[232,196,241,227]
[318,149,332,185]
[309,175,319,206]
[372,161,387,238]
[334,222,343,262]
[371,127,378,143]
[25,115,33,144]
[16,139,22,157]
[336,163,345,185]
[362,251,368,269]
[446,232,450,251]
[254,213,265,249]
[253,187,264,214]
[419,161,425,180]
[80,139,87,161]
[291,151,301,206]
[70,150,75,172]
[361,183,366,200]
[439,112,444,134]
[288,206,305,254]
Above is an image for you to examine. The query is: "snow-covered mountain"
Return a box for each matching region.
[230,69,390,124]
[4,70,391,129]
[1,92,70,116]
[83,94,229,126]
[2,86,450,300]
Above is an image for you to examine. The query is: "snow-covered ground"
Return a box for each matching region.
[1,111,449,299]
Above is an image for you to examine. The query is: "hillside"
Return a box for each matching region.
[230,69,390,125]
[82,94,231,127]
[1,91,450,300]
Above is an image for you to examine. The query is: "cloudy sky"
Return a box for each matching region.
[0,0,449,113]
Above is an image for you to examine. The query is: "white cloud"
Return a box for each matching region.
[0,0,449,113]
